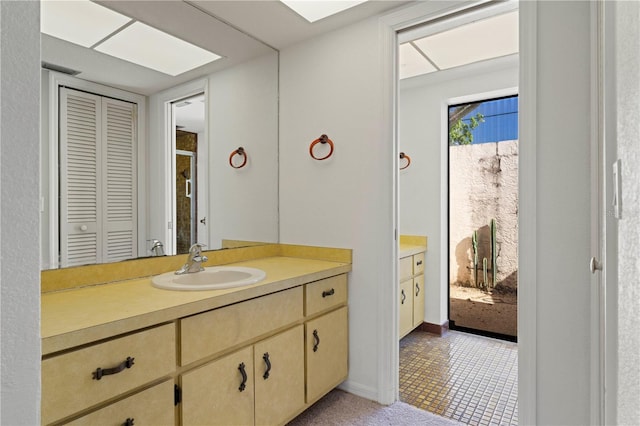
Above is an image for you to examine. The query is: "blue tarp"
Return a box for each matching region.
[453,96,518,144]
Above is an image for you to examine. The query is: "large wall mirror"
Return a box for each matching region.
[40,0,279,270]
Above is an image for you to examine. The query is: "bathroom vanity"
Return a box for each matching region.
[399,235,427,339]
[41,244,351,425]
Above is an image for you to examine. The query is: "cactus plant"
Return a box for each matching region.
[490,218,497,290]
[472,230,479,287]
[482,257,488,290]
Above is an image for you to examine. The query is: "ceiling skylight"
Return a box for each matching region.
[41,0,131,48]
[399,43,437,80]
[280,0,368,23]
[399,11,518,80]
[412,11,518,71]
[95,22,221,76]
[40,0,222,76]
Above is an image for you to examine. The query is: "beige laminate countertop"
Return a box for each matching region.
[399,243,426,258]
[42,256,351,356]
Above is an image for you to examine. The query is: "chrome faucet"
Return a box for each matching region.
[150,239,165,256]
[176,243,208,275]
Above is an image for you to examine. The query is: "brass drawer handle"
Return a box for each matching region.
[92,356,135,380]
[322,288,335,298]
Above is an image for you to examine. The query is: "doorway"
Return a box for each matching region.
[170,92,208,255]
[396,3,519,423]
[448,95,519,341]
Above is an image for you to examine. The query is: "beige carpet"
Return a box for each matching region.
[287,389,464,425]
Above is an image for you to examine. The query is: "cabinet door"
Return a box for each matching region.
[181,346,254,426]
[254,325,305,425]
[399,279,414,338]
[305,307,348,403]
[67,380,174,426]
[413,275,425,329]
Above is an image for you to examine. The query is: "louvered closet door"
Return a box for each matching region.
[60,88,137,267]
[60,88,103,267]
[101,97,137,263]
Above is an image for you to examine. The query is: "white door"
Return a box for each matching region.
[59,88,137,267]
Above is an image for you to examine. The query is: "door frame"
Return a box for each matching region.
[378,1,538,422]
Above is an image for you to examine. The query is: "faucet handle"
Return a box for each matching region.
[189,243,207,254]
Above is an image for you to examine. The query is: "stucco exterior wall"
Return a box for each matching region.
[449,140,518,290]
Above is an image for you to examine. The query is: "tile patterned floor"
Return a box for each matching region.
[399,330,518,426]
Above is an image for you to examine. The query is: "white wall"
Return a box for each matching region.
[279,17,394,400]
[209,52,279,248]
[148,52,279,253]
[398,60,518,326]
[0,1,42,423]
[615,1,640,424]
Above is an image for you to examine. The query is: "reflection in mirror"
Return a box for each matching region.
[40,1,279,270]
[173,93,206,254]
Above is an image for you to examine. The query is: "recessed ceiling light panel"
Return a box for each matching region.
[41,0,132,48]
[94,22,221,76]
[280,0,368,23]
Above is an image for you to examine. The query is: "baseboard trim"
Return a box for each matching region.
[338,380,379,402]
[418,321,449,336]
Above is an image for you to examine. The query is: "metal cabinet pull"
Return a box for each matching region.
[416,260,423,266]
[123,418,135,426]
[401,289,406,305]
[262,353,271,380]
[238,362,247,392]
[415,282,420,297]
[92,356,135,380]
[322,288,335,298]
[313,330,320,352]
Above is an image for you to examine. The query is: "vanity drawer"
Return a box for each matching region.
[305,274,347,317]
[42,323,175,425]
[66,380,174,426]
[399,256,413,281]
[413,252,425,275]
[181,286,303,365]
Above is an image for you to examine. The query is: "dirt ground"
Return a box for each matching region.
[449,284,517,338]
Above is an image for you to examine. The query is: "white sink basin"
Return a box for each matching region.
[151,266,266,291]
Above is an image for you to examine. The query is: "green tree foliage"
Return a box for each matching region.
[449,113,485,146]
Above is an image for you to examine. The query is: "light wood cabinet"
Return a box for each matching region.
[42,323,175,425]
[66,380,175,426]
[305,306,348,403]
[254,325,305,425]
[399,250,426,339]
[181,346,255,426]
[43,274,348,426]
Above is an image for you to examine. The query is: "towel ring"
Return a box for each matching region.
[229,147,248,169]
[399,152,411,170]
[309,134,334,161]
